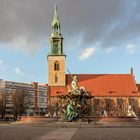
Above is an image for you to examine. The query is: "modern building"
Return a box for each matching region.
[47,6,140,116]
[0,79,48,113]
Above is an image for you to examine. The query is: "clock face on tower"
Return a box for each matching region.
[54,41,58,54]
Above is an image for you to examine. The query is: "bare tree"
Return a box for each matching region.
[0,91,6,119]
[11,89,31,120]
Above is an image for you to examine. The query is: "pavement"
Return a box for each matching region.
[72,127,140,140]
[1,122,140,140]
[0,124,77,140]
[37,128,78,140]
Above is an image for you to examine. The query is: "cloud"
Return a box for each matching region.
[0,60,4,66]
[10,36,40,54]
[0,0,140,54]
[13,67,31,81]
[126,43,136,53]
[14,67,24,76]
[0,60,5,70]
[104,47,113,54]
[79,47,96,60]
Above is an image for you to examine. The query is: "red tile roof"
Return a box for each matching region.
[49,74,139,97]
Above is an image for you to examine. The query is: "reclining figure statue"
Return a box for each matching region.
[66,100,78,121]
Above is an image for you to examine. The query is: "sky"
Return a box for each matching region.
[0,0,140,84]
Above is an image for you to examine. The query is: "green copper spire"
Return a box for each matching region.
[48,5,65,56]
[54,4,58,22]
[51,4,61,36]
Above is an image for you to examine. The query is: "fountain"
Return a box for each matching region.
[56,75,139,122]
[21,75,139,123]
[57,76,93,122]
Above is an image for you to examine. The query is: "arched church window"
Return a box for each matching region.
[54,61,59,71]
[55,73,58,83]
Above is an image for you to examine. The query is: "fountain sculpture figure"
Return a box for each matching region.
[58,75,93,122]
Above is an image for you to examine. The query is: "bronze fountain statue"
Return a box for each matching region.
[58,75,93,122]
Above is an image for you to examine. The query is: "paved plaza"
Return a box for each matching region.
[1,123,140,140]
[72,127,140,140]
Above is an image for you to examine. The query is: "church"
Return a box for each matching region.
[47,5,140,116]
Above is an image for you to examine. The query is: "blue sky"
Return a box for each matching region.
[0,0,140,84]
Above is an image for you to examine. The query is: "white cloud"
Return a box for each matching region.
[10,36,40,55]
[104,47,113,54]
[13,67,30,81]
[14,67,24,75]
[0,60,5,70]
[126,43,136,54]
[79,47,96,60]
[0,60,4,66]
[12,36,27,48]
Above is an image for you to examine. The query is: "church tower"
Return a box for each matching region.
[48,5,66,86]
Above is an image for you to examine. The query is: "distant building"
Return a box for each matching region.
[0,79,48,113]
[47,6,140,116]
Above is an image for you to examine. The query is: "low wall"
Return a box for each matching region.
[87,116,137,122]
[21,116,60,123]
[20,116,137,123]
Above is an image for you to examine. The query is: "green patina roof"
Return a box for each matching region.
[52,5,60,26]
[48,5,65,56]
